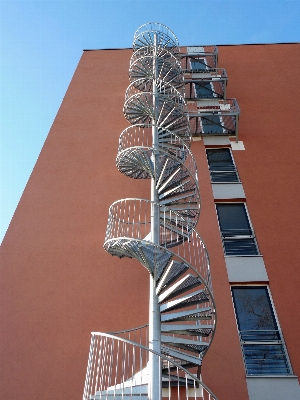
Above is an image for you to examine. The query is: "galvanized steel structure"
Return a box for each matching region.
[83,23,217,400]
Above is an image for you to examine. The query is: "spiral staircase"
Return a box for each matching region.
[83,23,217,400]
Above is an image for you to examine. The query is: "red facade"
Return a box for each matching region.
[1,43,300,400]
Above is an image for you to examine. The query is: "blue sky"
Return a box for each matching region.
[1,0,299,242]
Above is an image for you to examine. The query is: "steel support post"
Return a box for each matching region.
[148,32,162,400]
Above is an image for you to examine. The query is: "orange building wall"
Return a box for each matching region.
[1,43,299,400]
[218,43,300,377]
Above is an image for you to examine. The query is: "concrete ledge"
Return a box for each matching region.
[203,136,230,146]
[212,183,245,199]
[225,256,269,282]
[231,140,245,150]
[246,376,300,400]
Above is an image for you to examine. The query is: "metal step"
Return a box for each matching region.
[117,148,154,179]
[161,307,213,322]
[161,335,209,354]
[121,241,154,274]
[92,384,148,399]
[156,260,189,294]
[157,166,184,193]
[160,289,209,313]
[161,324,213,337]
[102,386,148,395]
[136,245,173,279]
[158,274,202,303]
[159,189,197,206]
[124,93,185,129]
[161,373,196,387]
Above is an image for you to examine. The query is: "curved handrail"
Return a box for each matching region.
[109,324,149,335]
[104,198,213,295]
[133,22,179,50]
[123,93,189,131]
[83,331,218,400]
[118,124,192,156]
[125,79,185,101]
[117,127,198,188]
[134,23,178,43]
[118,124,191,149]
[129,50,183,90]
[104,237,215,318]
[104,235,216,347]
[130,46,182,67]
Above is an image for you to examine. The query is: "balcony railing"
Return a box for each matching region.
[184,69,228,100]
[188,98,240,140]
[180,46,218,70]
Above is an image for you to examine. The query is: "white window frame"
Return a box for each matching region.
[215,202,259,256]
[206,147,240,183]
[231,284,293,376]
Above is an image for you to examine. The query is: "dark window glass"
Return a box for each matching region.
[206,148,239,182]
[217,204,251,235]
[232,287,291,375]
[232,287,278,335]
[216,203,258,255]
[194,82,214,98]
[191,59,207,71]
[201,115,223,134]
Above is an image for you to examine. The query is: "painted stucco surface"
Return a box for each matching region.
[1,43,299,400]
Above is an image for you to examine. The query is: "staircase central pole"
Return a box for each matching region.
[149,32,162,400]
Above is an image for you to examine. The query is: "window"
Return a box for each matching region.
[232,286,291,375]
[206,148,239,182]
[191,58,207,71]
[194,82,215,98]
[201,115,223,134]
[216,203,259,255]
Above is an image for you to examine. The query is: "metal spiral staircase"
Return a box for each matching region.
[83,23,217,400]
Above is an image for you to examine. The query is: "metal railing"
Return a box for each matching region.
[125,79,185,100]
[85,23,217,400]
[104,199,213,294]
[181,47,218,70]
[133,23,180,55]
[188,98,240,139]
[184,75,227,100]
[83,332,218,400]
[117,125,197,182]
[130,48,183,90]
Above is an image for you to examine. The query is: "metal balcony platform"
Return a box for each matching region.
[187,98,240,141]
[180,46,218,70]
[184,68,228,100]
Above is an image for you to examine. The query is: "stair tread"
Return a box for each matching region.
[160,289,209,313]
[156,260,189,292]
[159,274,202,303]
[161,324,213,336]
[161,344,202,365]
[161,306,212,322]
[161,335,209,354]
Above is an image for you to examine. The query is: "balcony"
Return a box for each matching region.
[184,69,228,100]
[187,98,240,140]
[180,46,218,70]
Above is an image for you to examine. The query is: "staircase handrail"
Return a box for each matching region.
[83,331,218,400]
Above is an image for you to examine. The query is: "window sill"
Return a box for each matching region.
[246,375,300,400]
[212,182,245,199]
[225,255,268,282]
